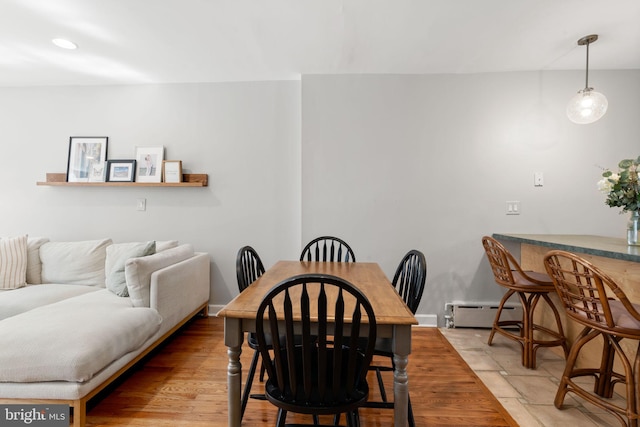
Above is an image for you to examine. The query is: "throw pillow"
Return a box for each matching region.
[0,235,28,289]
[40,239,112,286]
[26,237,49,284]
[155,240,179,252]
[106,241,156,297]
[125,244,194,307]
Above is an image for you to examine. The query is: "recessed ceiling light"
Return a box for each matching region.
[52,38,78,50]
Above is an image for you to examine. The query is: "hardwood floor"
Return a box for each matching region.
[84,316,517,426]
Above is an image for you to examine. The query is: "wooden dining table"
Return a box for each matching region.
[217,260,418,427]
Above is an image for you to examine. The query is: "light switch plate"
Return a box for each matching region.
[534,172,544,187]
[506,201,520,215]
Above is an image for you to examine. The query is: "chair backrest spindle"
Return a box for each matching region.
[391,250,427,314]
[236,246,266,292]
[300,236,356,263]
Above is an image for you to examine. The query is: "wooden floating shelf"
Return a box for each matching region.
[37,173,208,187]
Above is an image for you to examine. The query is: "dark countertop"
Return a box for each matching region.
[493,233,640,263]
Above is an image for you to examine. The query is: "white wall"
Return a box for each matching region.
[0,82,301,305]
[301,71,640,325]
[1,70,638,324]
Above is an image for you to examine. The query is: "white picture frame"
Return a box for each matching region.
[134,146,164,183]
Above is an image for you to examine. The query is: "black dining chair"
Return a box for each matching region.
[361,249,426,427]
[254,273,377,426]
[300,236,356,262]
[235,245,267,420]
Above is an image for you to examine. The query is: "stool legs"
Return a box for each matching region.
[555,327,599,408]
[556,327,640,427]
[488,289,567,369]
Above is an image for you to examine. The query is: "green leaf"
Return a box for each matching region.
[619,159,634,169]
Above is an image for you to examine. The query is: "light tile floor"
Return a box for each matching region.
[440,327,626,427]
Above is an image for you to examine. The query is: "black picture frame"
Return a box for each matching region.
[106,160,136,182]
[66,136,109,182]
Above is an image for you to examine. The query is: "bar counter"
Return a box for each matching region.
[494,233,640,263]
[493,233,640,370]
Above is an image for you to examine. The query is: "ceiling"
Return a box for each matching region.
[1,0,639,87]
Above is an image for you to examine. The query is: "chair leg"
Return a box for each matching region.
[488,289,516,346]
[374,367,388,402]
[276,409,287,427]
[408,394,415,427]
[555,326,598,408]
[607,334,638,427]
[595,336,617,398]
[241,349,260,419]
[345,410,360,427]
[541,293,569,357]
[632,341,640,427]
[520,292,536,369]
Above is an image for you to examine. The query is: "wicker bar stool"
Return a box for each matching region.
[482,236,568,369]
[544,250,640,427]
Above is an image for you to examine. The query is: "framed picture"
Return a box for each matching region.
[135,146,164,183]
[66,136,108,182]
[162,160,182,183]
[106,160,136,182]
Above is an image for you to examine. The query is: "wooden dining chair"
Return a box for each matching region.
[361,249,426,427]
[482,236,568,369]
[300,236,356,262]
[544,250,640,427]
[235,245,267,420]
[254,273,377,426]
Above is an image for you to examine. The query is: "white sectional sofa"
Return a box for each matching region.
[0,236,210,427]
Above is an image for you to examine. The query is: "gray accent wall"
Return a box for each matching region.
[301,71,640,325]
[1,70,638,325]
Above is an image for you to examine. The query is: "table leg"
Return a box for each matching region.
[393,325,412,427]
[225,317,243,427]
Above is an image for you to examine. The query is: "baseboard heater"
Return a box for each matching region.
[451,303,523,328]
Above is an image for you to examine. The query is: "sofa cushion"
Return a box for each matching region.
[156,240,179,252]
[40,239,112,286]
[26,237,49,285]
[106,241,156,297]
[125,244,194,307]
[0,235,28,290]
[0,284,100,321]
[0,289,162,382]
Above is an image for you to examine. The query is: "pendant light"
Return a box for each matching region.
[566,34,608,124]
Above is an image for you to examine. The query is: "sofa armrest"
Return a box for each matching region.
[149,252,210,330]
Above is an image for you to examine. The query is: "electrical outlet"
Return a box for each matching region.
[506,201,520,215]
[136,198,146,211]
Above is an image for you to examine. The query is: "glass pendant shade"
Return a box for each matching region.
[566,88,608,124]
[567,34,607,124]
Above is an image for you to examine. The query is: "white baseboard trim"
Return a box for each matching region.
[209,304,224,316]
[210,304,438,327]
[414,314,438,327]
